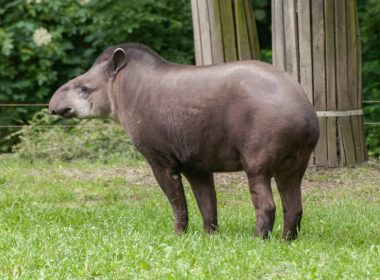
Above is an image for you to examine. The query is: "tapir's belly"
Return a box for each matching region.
[172,130,244,173]
[181,147,243,173]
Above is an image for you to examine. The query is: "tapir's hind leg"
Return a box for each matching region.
[150,164,188,234]
[274,156,309,240]
[183,169,218,233]
[240,153,275,238]
[246,172,276,238]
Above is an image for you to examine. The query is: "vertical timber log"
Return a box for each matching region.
[191,0,260,65]
[312,0,328,166]
[272,0,367,167]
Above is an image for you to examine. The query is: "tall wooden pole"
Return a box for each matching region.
[272,0,367,167]
[191,0,260,65]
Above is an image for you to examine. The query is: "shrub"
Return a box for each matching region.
[12,109,141,162]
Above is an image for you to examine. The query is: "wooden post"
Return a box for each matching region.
[272,0,368,167]
[191,0,260,65]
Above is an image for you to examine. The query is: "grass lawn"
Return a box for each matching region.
[0,155,379,279]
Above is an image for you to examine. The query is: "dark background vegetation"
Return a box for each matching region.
[0,0,378,156]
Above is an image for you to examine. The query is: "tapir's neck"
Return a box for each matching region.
[110,58,171,128]
[125,46,168,67]
[107,78,120,122]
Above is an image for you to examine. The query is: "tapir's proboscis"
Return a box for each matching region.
[49,43,319,240]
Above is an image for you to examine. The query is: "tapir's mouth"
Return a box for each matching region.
[62,108,76,118]
[49,106,76,118]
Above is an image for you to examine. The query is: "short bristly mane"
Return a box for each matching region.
[94,43,167,66]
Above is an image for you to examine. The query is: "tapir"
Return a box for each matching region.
[49,43,319,239]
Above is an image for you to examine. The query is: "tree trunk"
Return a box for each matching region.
[191,0,260,65]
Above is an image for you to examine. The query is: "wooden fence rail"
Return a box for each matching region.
[0,104,48,107]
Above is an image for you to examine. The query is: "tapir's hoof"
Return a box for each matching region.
[174,224,188,235]
[204,224,218,234]
[255,233,272,240]
[281,230,299,241]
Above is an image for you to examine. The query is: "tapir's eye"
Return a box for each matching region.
[79,86,91,97]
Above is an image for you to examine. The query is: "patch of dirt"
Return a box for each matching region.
[214,172,247,192]
[21,159,380,196]
[302,161,380,191]
[61,165,156,186]
[27,163,156,187]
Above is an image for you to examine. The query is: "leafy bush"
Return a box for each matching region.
[252,0,271,49]
[12,109,141,162]
[0,0,194,151]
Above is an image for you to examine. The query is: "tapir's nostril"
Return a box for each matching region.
[50,107,73,117]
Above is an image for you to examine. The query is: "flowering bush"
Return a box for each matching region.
[32,27,52,46]
[0,0,194,151]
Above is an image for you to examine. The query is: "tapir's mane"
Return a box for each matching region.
[93,43,167,66]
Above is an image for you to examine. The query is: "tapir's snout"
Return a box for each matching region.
[48,90,76,118]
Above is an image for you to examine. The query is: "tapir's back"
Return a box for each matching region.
[159,60,314,118]
[155,60,317,138]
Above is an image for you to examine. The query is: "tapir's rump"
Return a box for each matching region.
[49,43,319,239]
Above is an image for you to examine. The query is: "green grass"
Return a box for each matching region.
[0,155,379,279]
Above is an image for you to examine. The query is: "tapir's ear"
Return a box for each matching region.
[110,48,127,76]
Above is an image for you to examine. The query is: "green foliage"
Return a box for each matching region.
[252,0,271,49]
[260,48,272,64]
[358,0,380,157]
[87,0,194,64]
[0,0,194,151]
[12,109,141,161]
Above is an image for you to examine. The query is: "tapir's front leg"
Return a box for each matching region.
[183,169,218,233]
[150,164,188,234]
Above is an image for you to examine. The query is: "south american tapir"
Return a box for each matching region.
[49,43,319,239]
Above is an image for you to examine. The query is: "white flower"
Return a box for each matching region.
[26,0,43,3]
[33,27,52,46]
[79,0,90,5]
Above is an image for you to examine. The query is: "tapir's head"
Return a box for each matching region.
[49,47,127,119]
